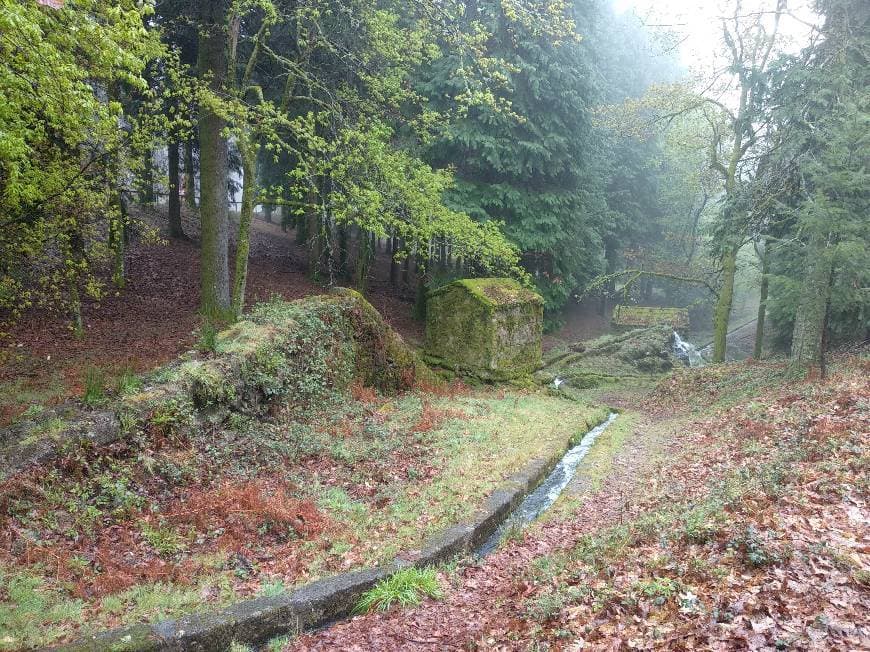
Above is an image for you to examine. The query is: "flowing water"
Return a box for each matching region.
[673,331,705,368]
[476,412,619,557]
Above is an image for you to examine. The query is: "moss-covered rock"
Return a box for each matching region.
[424,278,543,381]
[537,326,678,390]
[0,290,432,479]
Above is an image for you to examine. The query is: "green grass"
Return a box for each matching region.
[82,367,106,406]
[1,387,606,647]
[0,570,85,651]
[197,321,218,353]
[114,368,142,395]
[355,567,443,613]
[0,372,67,426]
[305,391,608,568]
[0,562,235,650]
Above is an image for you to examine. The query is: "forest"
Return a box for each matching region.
[0,0,867,650]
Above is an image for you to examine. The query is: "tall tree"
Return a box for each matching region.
[423,0,606,314]
[196,0,233,323]
[763,0,870,373]
[0,0,160,329]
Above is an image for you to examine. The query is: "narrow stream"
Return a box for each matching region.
[476,412,619,557]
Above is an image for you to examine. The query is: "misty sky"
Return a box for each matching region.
[612,0,821,72]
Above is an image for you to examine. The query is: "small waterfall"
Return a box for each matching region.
[673,331,705,368]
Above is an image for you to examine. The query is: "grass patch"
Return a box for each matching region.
[355,567,443,613]
[0,569,84,651]
[82,367,106,406]
[115,367,142,395]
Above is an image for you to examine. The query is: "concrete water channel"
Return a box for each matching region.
[477,412,619,556]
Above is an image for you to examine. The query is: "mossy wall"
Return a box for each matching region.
[612,306,689,331]
[0,290,434,479]
[424,278,543,381]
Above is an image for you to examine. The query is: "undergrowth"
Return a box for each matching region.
[355,567,443,613]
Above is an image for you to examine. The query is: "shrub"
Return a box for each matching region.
[355,567,443,613]
[198,321,218,353]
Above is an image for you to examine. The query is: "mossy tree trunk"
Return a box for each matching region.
[338,224,350,280]
[389,233,400,286]
[789,234,834,376]
[232,140,257,319]
[167,140,184,239]
[197,0,233,324]
[355,228,372,293]
[414,253,427,320]
[711,244,739,363]
[110,191,128,289]
[306,211,321,281]
[184,139,197,209]
[753,239,770,359]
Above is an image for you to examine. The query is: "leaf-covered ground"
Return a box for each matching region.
[282,356,869,651]
[0,379,604,649]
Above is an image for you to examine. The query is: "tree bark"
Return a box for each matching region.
[110,191,128,288]
[184,139,197,209]
[167,140,184,238]
[789,234,834,375]
[306,212,321,281]
[197,0,232,323]
[355,229,372,293]
[753,240,770,359]
[712,245,739,363]
[232,142,256,319]
[389,233,399,286]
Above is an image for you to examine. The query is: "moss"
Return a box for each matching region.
[429,277,543,311]
[2,290,432,476]
[538,327,677,391]
[425,278,543,381]
[612,306,689,330]
[178,360,236,408]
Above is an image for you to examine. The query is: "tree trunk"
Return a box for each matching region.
[197,0,232,323]
[753,240,770,359]
[599,239,618,317]
[231,142,256,319]
[110,191,128,288]
[139,149,156,205]
[306,212,321,281]
[167,141,184,238]
[338,224,350,280]
[712,245,739,363]
[184,139,197,209]
[788,234,834,375]
[389,233,399,286]
[414,254,427,320]
[355,229,372,293]
[264,203,273,224]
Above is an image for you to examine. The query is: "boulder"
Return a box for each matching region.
[424,278,543,381]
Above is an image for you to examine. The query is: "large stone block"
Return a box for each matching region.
[424,278,543,380]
